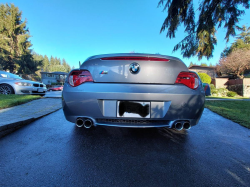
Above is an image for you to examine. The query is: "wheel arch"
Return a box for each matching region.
[0,83,16,94]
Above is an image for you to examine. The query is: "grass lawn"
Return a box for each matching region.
[0,95,41,109]
[205,100,250,129]
[206,96,249,99]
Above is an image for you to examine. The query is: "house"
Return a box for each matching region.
[40,71,68,85]
[188,65,217,78]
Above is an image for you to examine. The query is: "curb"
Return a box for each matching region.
[0,107,62,138]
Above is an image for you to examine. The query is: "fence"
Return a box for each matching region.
[212,78,250,97]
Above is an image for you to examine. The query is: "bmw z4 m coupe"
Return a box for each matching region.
[62,53,205,130]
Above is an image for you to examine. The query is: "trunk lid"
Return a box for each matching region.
[80,53,188,84]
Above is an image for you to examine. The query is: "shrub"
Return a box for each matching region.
[217,88,229,97]
[209,84,217,95]
[209,84,215,90]
[227,91,237,97]
[211,89,218,95]
[198,73,212,84]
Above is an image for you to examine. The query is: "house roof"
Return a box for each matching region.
[40,71,68,75]
[188,65,216,69]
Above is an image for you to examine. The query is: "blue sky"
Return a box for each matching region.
[5,0,250,68]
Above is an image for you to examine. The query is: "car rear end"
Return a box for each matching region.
[62,53,205,130]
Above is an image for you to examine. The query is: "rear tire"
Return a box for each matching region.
[0,84,15,95]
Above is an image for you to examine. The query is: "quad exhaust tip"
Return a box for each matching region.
[76,118,84,128]
[75,118,93,128]
[84,119,93,129]
[183,122,191,130]
[174,122,183,131]
[174,121,191,131]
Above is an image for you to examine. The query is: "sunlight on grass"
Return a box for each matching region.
[0,95,41,109]
[205,100,250,129]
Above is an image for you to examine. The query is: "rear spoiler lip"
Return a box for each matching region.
[83,53,183,63]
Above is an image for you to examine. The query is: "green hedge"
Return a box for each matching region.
[198,73,212,84]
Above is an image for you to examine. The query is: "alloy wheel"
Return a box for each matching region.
[0,85,13,94]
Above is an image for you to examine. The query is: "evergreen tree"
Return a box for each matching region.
[158,0,250,60]
[58,58,62,65]
[200,63,208,67]
[62,58,67,67]
[62,58,71,72]
[50,65,66,72]
[0,3,33,73]
[43,55,50,71]
[50,56,55,66]
[221,25,250,57]
[189,62,194,67]
[54,57,60,65]
[18,52,42,74]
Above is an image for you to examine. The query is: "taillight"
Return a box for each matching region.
[101,56,169,61]
[68,70,93,87]
[175,72,199,89]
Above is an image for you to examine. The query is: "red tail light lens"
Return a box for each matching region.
[68,70,93,87]
[101,56,169,61]
[175,72,199,89]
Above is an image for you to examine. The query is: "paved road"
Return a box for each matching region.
[44,90,62,98]
[0,109,250,187]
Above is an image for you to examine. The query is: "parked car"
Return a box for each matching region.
[0,71,47,96]
[48,85,63,91]
[62,53,205,130]
[202,83,211,96]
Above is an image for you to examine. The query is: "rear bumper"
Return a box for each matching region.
[62,82,205,128]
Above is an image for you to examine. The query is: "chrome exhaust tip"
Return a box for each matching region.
[183,122,191,130]
[174,122,183,131]
[84,119,93,129]
[76,118,84,128]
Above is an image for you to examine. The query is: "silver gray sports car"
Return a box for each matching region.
[62,53,205,130]
[0,71,47,95]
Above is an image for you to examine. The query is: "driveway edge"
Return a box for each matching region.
[0,97,62,138]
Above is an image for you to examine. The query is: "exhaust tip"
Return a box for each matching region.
[76,118,84,128]
[183,122,191,130]
[175,122,183,131]
[84,119,93,129]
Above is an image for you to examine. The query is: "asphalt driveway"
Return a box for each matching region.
[0,108,249,187]
[44,90,62,98]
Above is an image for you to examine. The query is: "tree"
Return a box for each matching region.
[43,55,50,71]
[221,25,250,57]
[50,65,66,72]
[189,61,194,67]
[236,25,250,44]
[0,3,33,73]
[200,63,208,67]
[217,49,250,79]
[18,52,42,74]
[158,0,250,60]
[50,56,56,66]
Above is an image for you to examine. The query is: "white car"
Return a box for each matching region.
[0,71,47,96]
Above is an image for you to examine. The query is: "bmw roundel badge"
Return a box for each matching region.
[129,62,140,74]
